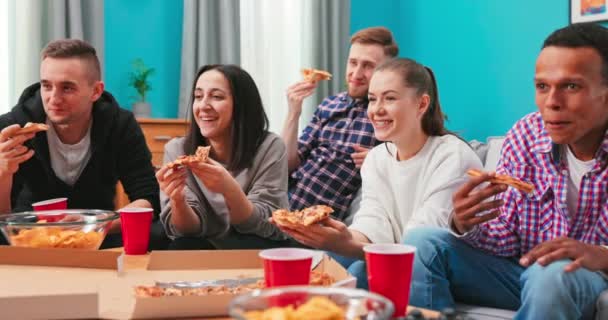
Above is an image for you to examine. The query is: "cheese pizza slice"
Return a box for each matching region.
[164,146,211,170]
[272,205,334,228]
[467,169,534,194]
[301,68,332,83]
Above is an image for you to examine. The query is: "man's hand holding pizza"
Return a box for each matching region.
[452,171,509,234]
[0,124,44,178]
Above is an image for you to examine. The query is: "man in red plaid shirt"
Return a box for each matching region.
[405,23,608,319]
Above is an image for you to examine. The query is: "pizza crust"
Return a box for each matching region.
[1,122,49,140]
[467,169,534,194]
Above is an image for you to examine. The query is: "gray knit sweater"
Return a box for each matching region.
[160,132,289,241]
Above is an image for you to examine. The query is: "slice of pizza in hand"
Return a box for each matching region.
[18,122,49,135]
[165,155,191,170]
[0,122,49,141]
[272,205,334,228]
[164,146,211,170]
[467,169,534,194]
[301,68,332,83]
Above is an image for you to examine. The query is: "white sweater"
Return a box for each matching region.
[349,135,482,244]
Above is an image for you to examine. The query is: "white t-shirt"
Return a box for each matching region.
[46,121,93,186]
[349,135,483,244]
[565,146,596,218]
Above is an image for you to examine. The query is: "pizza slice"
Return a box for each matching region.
[164,146,211,170]
[1,122,49,140]
[17,122,49,135]
[272,205,334,228]
[301,68,332,83]
[467,169,534,194]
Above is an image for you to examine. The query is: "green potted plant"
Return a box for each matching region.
[129,58,155,118]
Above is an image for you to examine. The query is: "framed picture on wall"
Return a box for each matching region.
[571,0,608,23]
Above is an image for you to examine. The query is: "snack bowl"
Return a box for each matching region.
[229,286,394,320]
[0,209,118,250]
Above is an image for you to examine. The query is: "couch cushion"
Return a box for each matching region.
[596,290,608,320]
[483,137,506,171]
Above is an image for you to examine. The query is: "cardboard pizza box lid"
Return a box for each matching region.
[0,247,118,319]
[146,249,263,270]
[0,246,121,269]
[0,292,98,320]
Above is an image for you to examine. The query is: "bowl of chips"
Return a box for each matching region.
[0,209,118,249]
[229,286,394,320]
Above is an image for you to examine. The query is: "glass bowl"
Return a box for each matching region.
[229,286,394,320]
[0,209,118,250]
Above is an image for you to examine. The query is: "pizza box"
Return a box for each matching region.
[0,247,356,319]
[122,250,356,319]
[0,246,121,320]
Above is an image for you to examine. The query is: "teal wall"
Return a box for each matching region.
[352,0,568,141]
[104,0,183,118]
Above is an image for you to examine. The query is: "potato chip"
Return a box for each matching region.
[9,226,104,249]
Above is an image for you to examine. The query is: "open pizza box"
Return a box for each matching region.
[0,247,355,319]
[123,250,356,319]
[0,246,121,320]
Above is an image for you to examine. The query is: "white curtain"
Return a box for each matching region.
[240,0,317,134]
[239,0,349,135]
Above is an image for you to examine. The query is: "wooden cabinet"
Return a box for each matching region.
[138,118,190,169]
[114,118,190,209]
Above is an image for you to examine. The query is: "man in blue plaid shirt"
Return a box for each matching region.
[282,27,399,221]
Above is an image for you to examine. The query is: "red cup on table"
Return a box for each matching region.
[259,248,314,287]
[119,207,153,255]
[259,248,314,307]
[32,198,68,222]
[364,243,417,318]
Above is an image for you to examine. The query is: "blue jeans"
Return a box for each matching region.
[403,227,608,320]
[327,252,369,290]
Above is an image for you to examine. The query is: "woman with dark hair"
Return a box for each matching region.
[275,58,482,286]
[157,64,291,249]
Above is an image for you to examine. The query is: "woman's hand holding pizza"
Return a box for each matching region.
[156,165,188,203]
[275,216,353,252]
[189,158,236,194]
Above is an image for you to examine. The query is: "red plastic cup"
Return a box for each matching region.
[364,244,417,318]
[259,248,314,307]
[259,248,314,287]
[32,198,68,222]
[119,207,153,255]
